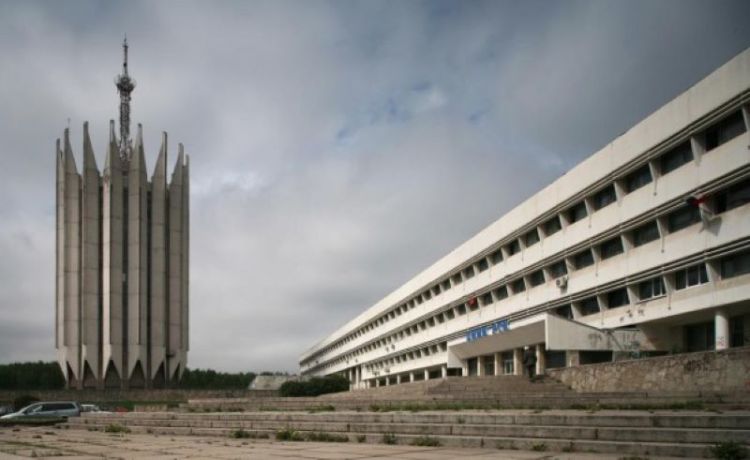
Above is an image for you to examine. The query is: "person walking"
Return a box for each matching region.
[522,346,537,381]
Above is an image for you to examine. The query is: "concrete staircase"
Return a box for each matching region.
[66,409,750,457]
[181,376,750,412]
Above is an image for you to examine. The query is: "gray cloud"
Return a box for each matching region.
[1,0,749,371]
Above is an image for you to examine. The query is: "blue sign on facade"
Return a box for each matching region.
[466,319,510,342]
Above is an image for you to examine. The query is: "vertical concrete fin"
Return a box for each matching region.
[81,121,101,385]
[181,145,189,353]
[167,139,184,380]
[63,128,79,174]
[55,136,65,377]
[62,127,81,385]
[135,123,147,181]
[149,131,168,382]
[82,122,99,173]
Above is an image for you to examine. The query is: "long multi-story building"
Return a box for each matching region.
[300,47,750,389]
[56,40,189,389]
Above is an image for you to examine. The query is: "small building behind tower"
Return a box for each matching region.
[55,39,189,389]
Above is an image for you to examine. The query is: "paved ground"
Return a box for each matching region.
[0,425,697,459]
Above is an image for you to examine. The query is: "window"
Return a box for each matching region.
[599,236,624,260]
[481,292,493,305]
[490,249,503,264]
[548,260,568,278]
[607,288,630,308]
[493,285,508,300]
[579,297,600,316]
[511,278,526,293]
[659,141,693,175]
[567,201,588,223]
[543,216,562,236]
[463,266,475,279]
[715,179,750,213]
[638,277,666,300]
[573,249,595,269]
[704,111,746,151]
[720,251,750,279]
[477,258,489,272]
[625,164,652,193]
[441,279,451,291]
[524,228,540,247]
[432,285,441,296]
[674,263,709,290]
[423,290,431,300]
[456,304,466,315]
[528,270,545,287]
[667,205,701,233]
[631,221,660,247]
[555,304,573,320]
[506,239,521,256]
[592,184,617,210]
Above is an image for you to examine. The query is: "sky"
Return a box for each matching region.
[1,0,749,373]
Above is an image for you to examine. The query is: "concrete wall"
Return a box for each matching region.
[547,347,750,393]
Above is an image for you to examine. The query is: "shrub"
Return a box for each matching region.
[307,405,335,413]
[382,433,397,445]
[411,436,440,447]
[357,435,366,443]
[275,427,304,441]
[279,375,349,397]
[230,429,251,439]
[104,423,130,434]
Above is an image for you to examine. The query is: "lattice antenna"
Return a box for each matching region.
[115,35,136,161]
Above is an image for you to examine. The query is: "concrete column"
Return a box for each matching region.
[461,361,468,377]
[513,349,523,376]
[494,353,501,376]
[424,369,430,381]
[441,365,447,378]
[409,372,415,382]
[385,376,390,386]
[715,309,730,350]
[375,379,380,387]
[396,374,402,384]
[566,350,580,367]
[477,357,483,377]
[536,344,546,375]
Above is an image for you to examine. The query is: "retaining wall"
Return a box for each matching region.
[547,346,750,393]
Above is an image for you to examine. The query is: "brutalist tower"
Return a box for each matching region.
[56,39,189,389]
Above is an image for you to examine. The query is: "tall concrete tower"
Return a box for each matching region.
[55,39,189,389]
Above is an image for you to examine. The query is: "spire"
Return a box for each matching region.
[115,35,136,162]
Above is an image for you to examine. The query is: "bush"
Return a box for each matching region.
[13,395,39,412]
[306,432,348,443]
[279,375,349,397]
[178,368,256,389]
[411,436,440,447]
[104,423,130,434]
[275,427,304,441]
[382,433,397,445]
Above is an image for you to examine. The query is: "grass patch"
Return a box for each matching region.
[531,442,547,452]
[230,429,269,439]
[710,441,748,460]
[275,427,304,441]
[411,436,440,447]
[357,435,366,443]
[306,432,348,443]
[382,433,397,445]
[307,405,335,413]
[104,423,130,434]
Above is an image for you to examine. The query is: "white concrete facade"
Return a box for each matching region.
[300,47,750,389]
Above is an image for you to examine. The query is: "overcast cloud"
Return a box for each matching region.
[1,0,749,372]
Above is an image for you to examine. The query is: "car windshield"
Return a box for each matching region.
[24,405,41,414]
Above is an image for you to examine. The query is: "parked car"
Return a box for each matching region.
[0,401,81,420]
[80,404,111,414]
[0,406,12,416]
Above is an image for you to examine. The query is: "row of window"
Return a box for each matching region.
[317,250,750,373]
[303,108,748,368]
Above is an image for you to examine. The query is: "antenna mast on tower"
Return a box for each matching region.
[115,35,136,160]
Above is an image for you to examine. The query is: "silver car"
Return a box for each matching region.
[0,401,81,420]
